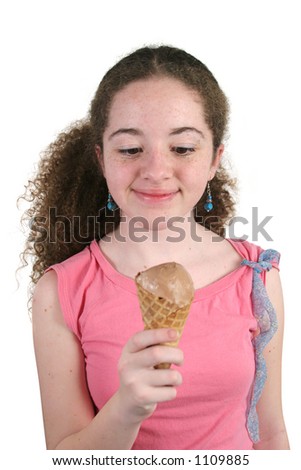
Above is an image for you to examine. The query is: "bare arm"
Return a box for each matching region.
[253,268,290,450]
[32,271,183,450]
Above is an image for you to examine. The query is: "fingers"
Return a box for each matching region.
[121,369,182,408]
[139,384,178,404]
[122,329,184,369]
[135,344,184,368]
[126,328,179,353]
[149,368,183,387]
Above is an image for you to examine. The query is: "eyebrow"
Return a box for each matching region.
[108,126,205,140]
[108,128,143,140]
[169,127,205,139]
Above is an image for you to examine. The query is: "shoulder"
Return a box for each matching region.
[32,270,63,323]
[48,242,97,277]
[227,238,264,260]
[227,238,281,268]
[32,271,68,351]
[46,241,100,305]
[33,241,100,338]
[33,270,59,309]
[32,268,85,354]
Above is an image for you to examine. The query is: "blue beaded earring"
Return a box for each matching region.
[107,192,118,211]
[204,182,213,212]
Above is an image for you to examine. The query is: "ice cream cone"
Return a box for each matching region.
[135,262,194,369]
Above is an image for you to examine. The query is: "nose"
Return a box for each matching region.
[140,148,173,182]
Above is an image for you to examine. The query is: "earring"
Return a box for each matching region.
[204,182,213,212]
[106,192,118,211]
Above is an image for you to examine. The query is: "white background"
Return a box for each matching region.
[1,0,300,465]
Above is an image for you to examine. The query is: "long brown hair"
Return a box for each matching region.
[19,45,236,292]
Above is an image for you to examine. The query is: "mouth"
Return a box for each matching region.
[132,189,179,202]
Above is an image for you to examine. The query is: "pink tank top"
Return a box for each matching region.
[47,238,280,450]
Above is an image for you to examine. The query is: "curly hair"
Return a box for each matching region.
[19,45,237,296]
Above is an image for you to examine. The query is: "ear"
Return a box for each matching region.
[209,144,224,180]
[95,144,105,177]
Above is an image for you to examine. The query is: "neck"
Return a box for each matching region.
[105,211,210,265]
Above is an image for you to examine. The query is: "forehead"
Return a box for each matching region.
[107,77,205,126]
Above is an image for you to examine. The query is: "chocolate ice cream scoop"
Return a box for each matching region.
[135,262,194,307]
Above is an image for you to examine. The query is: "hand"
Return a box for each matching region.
[115,328,184,425]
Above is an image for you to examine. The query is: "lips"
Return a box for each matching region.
[133,189,179,202]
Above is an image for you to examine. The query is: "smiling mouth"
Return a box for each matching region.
[133,190,179,202]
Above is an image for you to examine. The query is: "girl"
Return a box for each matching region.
[23,45,289,450]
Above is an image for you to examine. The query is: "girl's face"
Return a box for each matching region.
[98,77,223,227]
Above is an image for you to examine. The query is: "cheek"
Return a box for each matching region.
[180,158,209,181]
[102,154,118,180]
[103,160,134,189]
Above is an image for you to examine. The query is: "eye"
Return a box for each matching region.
[172,146,195,156]
[119,147,142,156]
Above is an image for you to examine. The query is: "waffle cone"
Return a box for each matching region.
[135,281,192,369]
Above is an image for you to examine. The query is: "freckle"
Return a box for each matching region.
[69,369,73,373]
